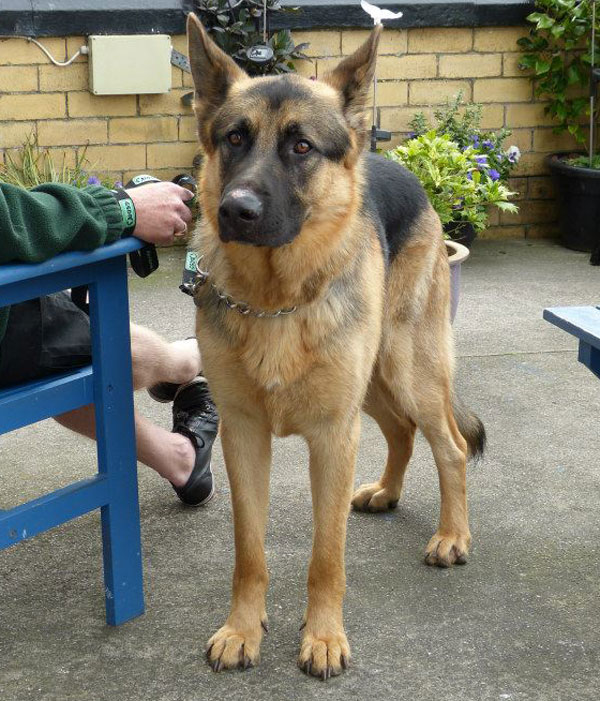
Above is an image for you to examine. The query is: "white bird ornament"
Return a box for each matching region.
[360,0,403,25]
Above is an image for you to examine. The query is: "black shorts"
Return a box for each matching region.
[0,292,92,388]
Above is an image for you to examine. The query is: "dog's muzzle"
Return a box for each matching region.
[218,188,264,243]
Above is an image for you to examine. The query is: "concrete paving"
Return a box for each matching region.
[1,239,599,701]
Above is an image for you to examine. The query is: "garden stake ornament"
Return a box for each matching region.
[589,0,600,265]
[360,0,403,151]
[246,0,275,65]
[590,0,598,167]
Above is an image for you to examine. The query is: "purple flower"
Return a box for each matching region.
[475,155,488,166]
[506,145,521,164]
[471,135,480,148]
[466,171,473,181]
[87,175,101,185]
[482,139,493,149]
[114,180,123,189]
[488,169,500,181]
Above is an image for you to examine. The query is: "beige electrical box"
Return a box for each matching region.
[88,35,172,95]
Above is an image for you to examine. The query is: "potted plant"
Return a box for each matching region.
[408,93,522,247]
[519,0,600,252]
[385,131,518,320]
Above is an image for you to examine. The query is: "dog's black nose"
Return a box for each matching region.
[219,189,263,226]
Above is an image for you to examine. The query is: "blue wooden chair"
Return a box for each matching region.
[544,306,600,380]
[0,238,145,625]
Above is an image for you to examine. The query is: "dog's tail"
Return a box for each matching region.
[452,394,486,461]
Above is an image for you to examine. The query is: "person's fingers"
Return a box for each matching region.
[172,216,188,236]
[168,182,194,203]
[177,202,193,223]
[176,185,195,202]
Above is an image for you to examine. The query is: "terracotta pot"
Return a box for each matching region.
[446,240,470,323]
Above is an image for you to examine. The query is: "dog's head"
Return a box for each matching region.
[187,13,381,248]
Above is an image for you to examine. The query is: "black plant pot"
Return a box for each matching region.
[443,221,477,249]
[547,152,600,252]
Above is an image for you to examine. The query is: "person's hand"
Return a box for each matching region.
[127,182,194,245]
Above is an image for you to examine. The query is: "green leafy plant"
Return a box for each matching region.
[409,92,520,183]
[568,153,600,168]
[0,133,117,189]
[518,0,599,144]
[385,132,518,234]
[194,0,309,76]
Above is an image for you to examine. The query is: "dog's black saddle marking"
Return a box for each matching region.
[362,152,429,264]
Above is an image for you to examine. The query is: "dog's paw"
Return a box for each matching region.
[206,623,263,672]
[424,531,471,568]
[298,630,350,681]
[351,481,399,512]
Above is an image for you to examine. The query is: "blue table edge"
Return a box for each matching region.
[543,306,600,349]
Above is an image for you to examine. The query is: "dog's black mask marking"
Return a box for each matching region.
[213,76,350,247]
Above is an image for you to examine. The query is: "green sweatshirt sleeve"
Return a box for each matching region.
[0,182,125,265]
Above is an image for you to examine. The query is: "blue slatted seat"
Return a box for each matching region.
[543,305,600,380]
[0,238,145,625]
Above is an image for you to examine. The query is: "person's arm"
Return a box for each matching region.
[0,182,124,265]
[0,181,193,265]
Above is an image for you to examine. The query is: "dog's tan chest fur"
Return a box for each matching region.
[198,289,380,436]
[194,226,384,440]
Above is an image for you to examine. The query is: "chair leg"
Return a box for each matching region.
[89,257,144,626]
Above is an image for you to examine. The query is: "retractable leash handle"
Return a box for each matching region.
[121,175,161,278]
[120,173,197,278]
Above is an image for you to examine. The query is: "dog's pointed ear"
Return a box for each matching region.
[187,13,246,114]
[322,25,381,129]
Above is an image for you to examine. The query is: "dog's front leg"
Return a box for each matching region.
[207,414,272,672]
[299,412,360,680]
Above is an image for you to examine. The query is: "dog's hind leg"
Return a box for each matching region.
[414,390,471,568]
[352,384,416,512]
[298,412,360,680]
[206,412,272,672]
[370,323,471,567]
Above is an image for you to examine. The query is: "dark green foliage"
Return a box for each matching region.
[519,0,599,144]
[194,0,310,76]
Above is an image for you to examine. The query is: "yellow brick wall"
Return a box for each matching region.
[0,28,574,240]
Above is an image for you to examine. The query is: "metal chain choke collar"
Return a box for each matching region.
[181,253,298,318]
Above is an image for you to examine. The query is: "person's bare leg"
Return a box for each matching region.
[130,324,201,390]
[55,405,195,487]
[54,323,203,486]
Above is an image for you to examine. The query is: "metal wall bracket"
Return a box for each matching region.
[171,48,191,73]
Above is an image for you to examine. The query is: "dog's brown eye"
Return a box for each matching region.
[293,140,312,155]
[227,131,243,146]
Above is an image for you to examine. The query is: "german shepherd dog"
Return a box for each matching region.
[186,14,485,679]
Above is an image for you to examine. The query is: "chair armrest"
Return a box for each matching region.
[0,238,144,287]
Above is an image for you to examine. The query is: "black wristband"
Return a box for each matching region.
[110,188,137,236]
